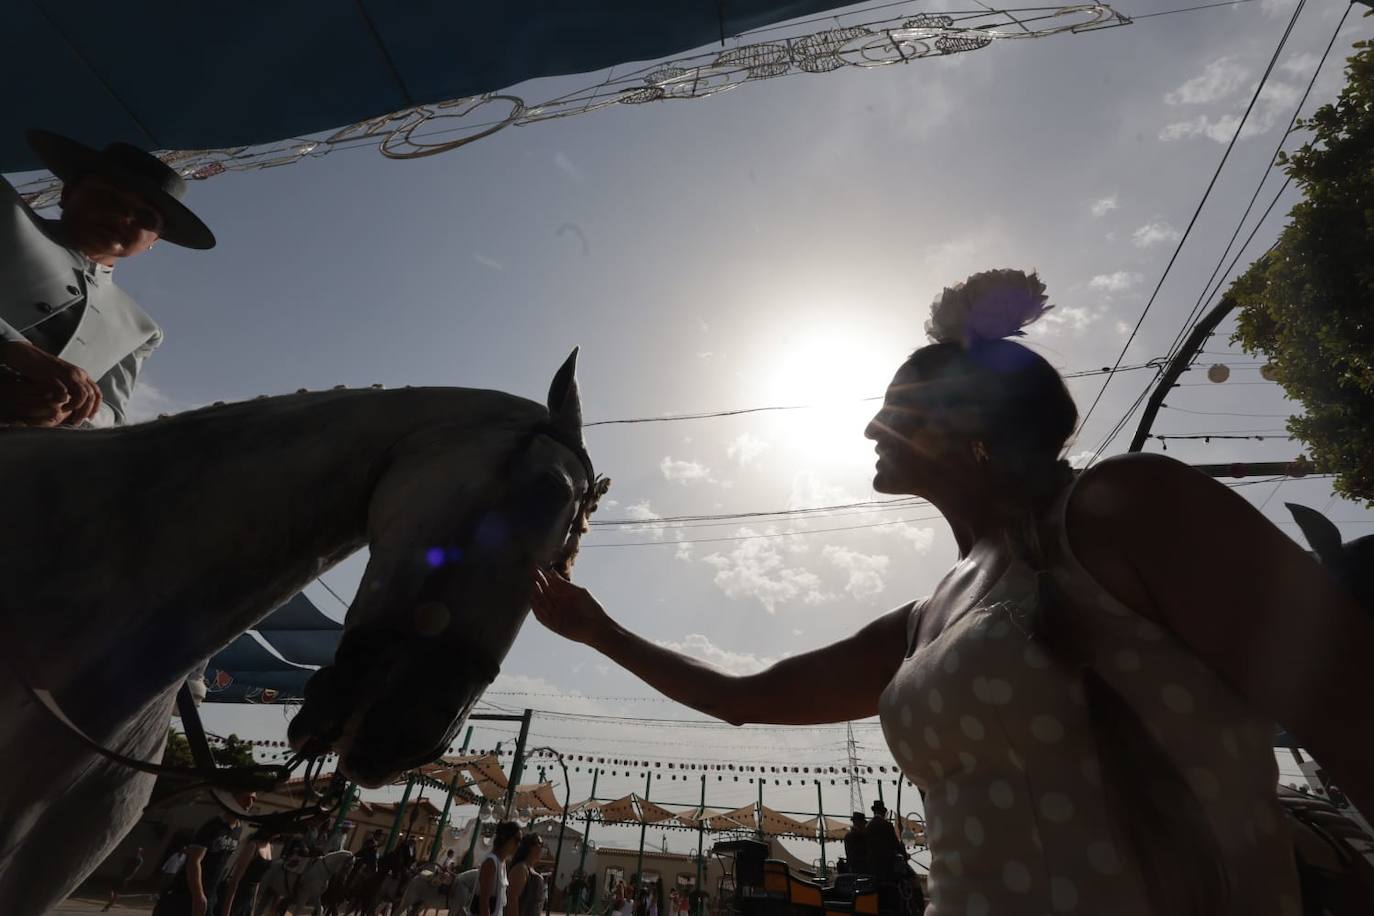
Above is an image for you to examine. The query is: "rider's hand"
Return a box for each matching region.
[0,373,73,427]
[0,340,102,425]
[531,569,612,647]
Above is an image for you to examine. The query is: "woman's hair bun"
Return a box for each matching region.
[925,269,1053,347]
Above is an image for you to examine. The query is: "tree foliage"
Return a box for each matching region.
[1230,23,1374,505]
[161,728,256,768]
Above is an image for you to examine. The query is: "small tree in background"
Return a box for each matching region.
[160,728,256,769]
[1230,24,1374,505]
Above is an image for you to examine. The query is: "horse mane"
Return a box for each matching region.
[554,475,612,577]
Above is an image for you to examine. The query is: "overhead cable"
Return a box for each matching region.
[1077,0,1309,453]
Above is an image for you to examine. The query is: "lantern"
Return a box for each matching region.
[1207,364,1230,383]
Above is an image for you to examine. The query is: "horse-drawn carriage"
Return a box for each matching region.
[709,839,879,916]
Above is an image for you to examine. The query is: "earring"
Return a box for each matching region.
[971,440,990,465]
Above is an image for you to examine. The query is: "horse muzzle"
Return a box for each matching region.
[288,628,499,787]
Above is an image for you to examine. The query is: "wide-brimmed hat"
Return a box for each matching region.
[26,129,215,250]
[871,800,887,814]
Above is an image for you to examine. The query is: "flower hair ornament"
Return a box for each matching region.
[924,268,1053,347]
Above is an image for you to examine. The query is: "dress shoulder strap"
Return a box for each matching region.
[1039,462,1170,646]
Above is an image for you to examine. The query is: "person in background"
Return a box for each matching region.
[506,834,545,916]
[153,791,255,916]
[102,845,143,910]
[864,801,902,914]
[1,130,215,427]
[217,830,272,916]
[157,847,187,899]
[476,822,521,916]
[863,801,900,883]
[348,828,384,885]
[842,813,868,877]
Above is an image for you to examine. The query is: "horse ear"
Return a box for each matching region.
[1285,502,1345,565]
[547,347,585,442]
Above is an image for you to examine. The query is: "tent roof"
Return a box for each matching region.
[202,634,314,703]
[2,1,851,172]
[253,594,341,667]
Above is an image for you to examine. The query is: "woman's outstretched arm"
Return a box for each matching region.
[531,569,914,725]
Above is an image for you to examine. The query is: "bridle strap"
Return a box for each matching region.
[21,672,322,822]
[532,422,596,493]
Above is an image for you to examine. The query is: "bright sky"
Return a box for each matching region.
[14,0,1372,866]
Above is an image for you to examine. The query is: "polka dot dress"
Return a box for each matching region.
[878,481,1300,915]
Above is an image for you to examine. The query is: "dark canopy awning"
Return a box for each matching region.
[2,1,849,172]
[202,593,342,703]
[254,592,345,667]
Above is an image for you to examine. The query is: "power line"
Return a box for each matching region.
[592,496,925,527]
[583,513,944,548]
[1161,405,1292,419]
[1077,0,1309,454]
[478,702,883,731]
[586,364,1159,429]
[588,471,1310,547]
[1128,0,1259,21]
[1163,3,1354,362]
[593,501,927,532]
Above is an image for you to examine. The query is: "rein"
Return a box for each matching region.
[18,667,343,824]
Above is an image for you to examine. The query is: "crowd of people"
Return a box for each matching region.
[601,876,691,916]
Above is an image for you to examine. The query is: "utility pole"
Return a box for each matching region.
[503,710,533,816]
[846,722,864,814]
[634,769,653,887]
[576,767,600,914]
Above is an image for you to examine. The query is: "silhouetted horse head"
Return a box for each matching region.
[289,350,608,786]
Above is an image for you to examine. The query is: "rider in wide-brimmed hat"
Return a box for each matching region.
[0,129,216,427]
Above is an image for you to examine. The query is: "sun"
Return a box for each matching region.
[750,326,903,473]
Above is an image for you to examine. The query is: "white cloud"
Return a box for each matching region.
[878,520,936,553]
[489,673,617,717]
[788,471,861,509]
[1132,221,1181,248]
[1165,58,1249,106]
[727,433,770,466]
[702,528,830,613]
[1279,52,1319,78]
[621,500,665,541]
[125,381,184,424]
[1159,57,1301,145]
[675,541,694,563]
[823,546,890,601]
[660,456,716,484]
[1038,305,1097,334]
[654,633,782,676]
[473,252,503,271]
[1089,195,1118,218]
[1088,271,1143,293]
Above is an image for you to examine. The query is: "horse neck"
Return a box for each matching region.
[8,388,521,715]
